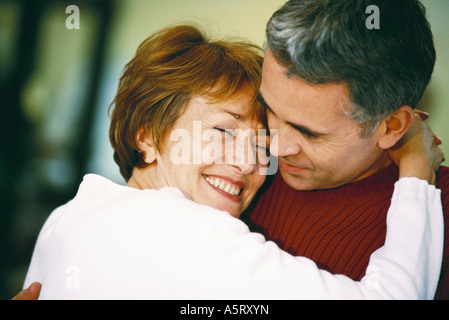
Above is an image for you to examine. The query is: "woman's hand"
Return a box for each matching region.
[389,111,444,185]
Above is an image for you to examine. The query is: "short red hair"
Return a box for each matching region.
[109,25,264,181]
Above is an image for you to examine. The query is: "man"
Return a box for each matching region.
[241,0,449,299]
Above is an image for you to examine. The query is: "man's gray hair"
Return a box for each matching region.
[266,0,435,137]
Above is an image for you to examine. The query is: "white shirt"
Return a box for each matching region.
[24,174,443,299]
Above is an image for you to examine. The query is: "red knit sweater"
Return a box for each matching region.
[241,164,449,300]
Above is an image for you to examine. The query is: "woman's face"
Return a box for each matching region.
[134,87,269,218]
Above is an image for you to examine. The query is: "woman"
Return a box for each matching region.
[22,25,444,299]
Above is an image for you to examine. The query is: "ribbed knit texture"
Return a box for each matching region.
[242,164,449,300]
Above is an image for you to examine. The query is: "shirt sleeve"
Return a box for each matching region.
[199,177,443,299]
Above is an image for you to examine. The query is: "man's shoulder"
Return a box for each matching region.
[436,166,449,217]
[437,165,449,175]
[437,166,449,191]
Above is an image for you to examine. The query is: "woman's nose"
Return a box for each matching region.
[226,135,257,175]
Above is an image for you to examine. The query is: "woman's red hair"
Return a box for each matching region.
[109,25,264,181]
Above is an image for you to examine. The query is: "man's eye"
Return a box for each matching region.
[302,131,316,139]
[295,127,316,139]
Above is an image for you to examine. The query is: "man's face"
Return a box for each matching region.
[260,50,391,190]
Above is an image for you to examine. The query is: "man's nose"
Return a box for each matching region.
[270,127,301,158]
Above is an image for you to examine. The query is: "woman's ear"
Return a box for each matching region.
[136,128,157,164]
[377,105,415,150]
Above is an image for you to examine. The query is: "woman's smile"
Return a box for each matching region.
[202,174,244,201]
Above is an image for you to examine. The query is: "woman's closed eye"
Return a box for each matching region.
[213,127,234,137]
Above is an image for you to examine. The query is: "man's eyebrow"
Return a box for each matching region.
[288,122,326,138]
[257,92,326,138]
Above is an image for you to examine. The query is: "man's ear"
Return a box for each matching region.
[377,105,415,150]
[136,128,157,164]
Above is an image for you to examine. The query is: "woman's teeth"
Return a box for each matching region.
[203,175,242,196]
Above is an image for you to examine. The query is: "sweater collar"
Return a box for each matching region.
[277,163,399,201]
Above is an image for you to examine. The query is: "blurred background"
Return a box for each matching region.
[0,0,447,299]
